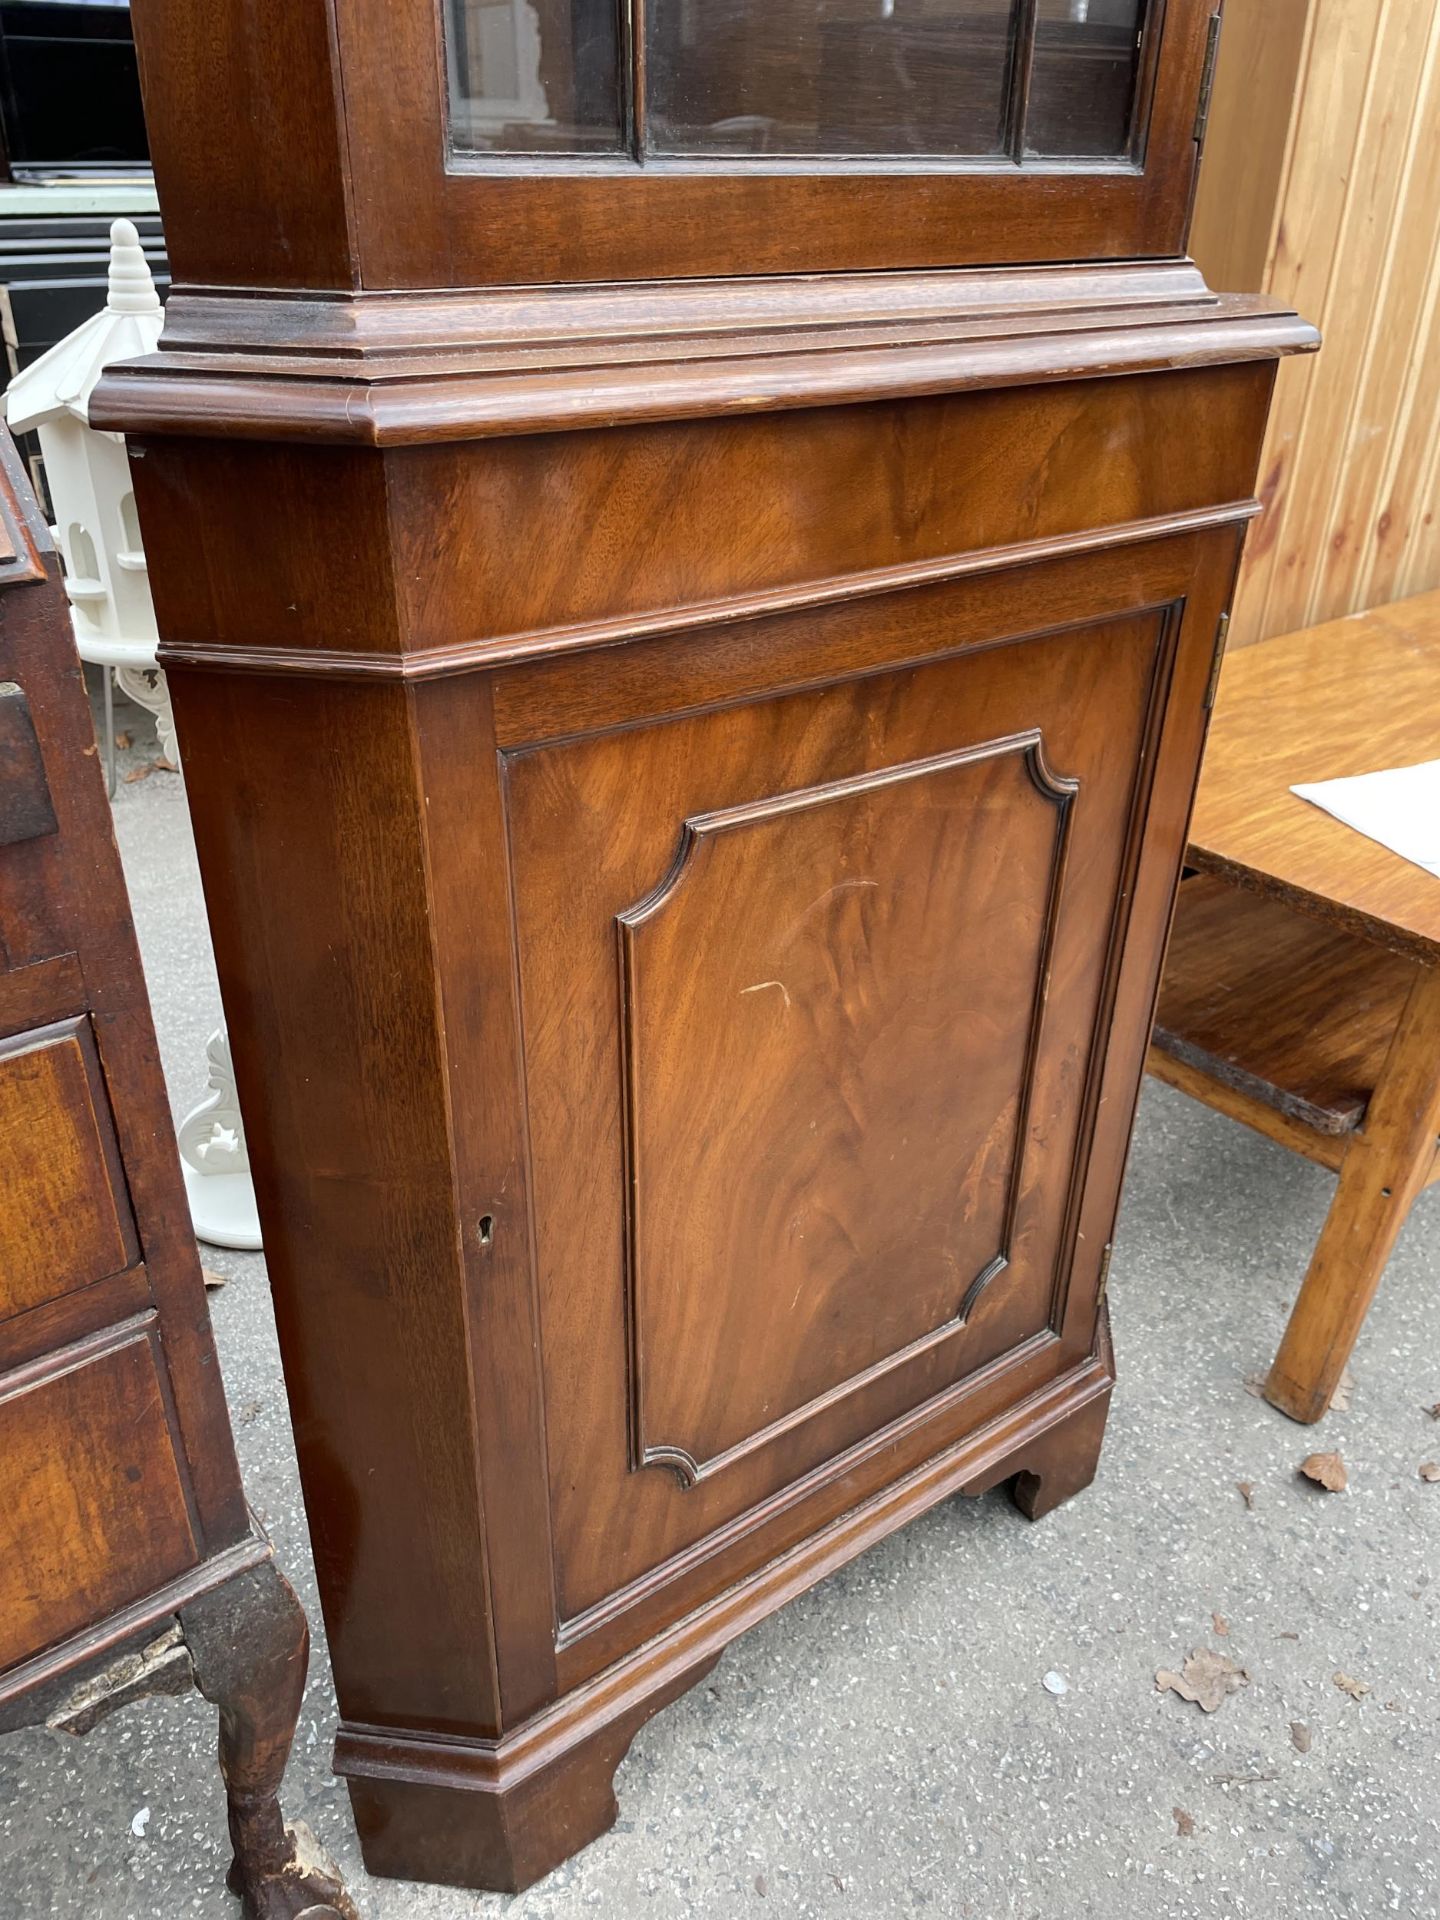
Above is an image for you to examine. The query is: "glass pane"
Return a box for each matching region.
[646,0,1018,158]
[1024,0,1145,158]
[447,0,622,153]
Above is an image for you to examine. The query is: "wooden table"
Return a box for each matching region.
[1150,591,1440,1423]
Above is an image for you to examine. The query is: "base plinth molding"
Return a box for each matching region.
[335,1323,1113,1892]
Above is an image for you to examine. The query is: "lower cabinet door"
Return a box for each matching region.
[500,566,1191,1637]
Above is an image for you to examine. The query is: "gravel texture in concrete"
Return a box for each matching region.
[1,682,1437,1920]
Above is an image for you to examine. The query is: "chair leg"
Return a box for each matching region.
[1265,963,1440,1424]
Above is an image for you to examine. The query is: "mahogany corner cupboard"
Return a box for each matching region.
[95,0,1316,1892]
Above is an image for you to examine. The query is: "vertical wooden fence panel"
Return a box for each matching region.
[1193,0,1440,646]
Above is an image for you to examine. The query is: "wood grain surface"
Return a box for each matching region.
[502,593,1178,1630]
[1266,964,1440,1422]
[0,1329,197,1671]
[1192,0,1440,643]
[0,423,352,1919]
[1153,875,1421,1134]
[619,735,1074,1485]
[0,1023,136,1318]
[1188,591,1440,960]
[128,0,1219,289]
[100,0,1312,1884]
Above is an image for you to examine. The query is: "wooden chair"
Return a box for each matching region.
[1147,594,1440,1424]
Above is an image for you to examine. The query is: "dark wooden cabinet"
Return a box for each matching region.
[0,428,352,1920]
[96,0,1316,1894]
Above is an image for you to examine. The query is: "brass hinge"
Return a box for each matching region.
[1096,1242,1115,1307]
[1194,11,1223,144]
[1204,610,1231,710]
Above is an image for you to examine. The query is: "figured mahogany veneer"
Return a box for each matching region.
[107,414,1291,1885]
[0,1327,196,1672]
[99,0,1317,1892]
[617,733,1075,1488]
[0,1020,137,1317]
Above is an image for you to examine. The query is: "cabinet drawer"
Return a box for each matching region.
[0,1326,198,1670]
[0,1019,138,1321]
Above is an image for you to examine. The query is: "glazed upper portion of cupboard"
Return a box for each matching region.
[129,0,1219,289]
[449,0,1152,160]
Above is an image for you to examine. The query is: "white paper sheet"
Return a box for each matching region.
[1290,758,1440,881]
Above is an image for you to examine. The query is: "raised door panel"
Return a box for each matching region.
[503,584,1179,1629]
[620,735,1073,1486]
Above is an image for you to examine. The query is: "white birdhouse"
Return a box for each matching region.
[3,218,163,662]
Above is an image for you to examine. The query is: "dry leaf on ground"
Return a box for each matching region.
[1290,1722,1312,1753]
[114,730,132,750]
[1156,1648,1250,1713]
[1333,1671,1370,1702]
[123,756,178,785]
[1419,1462,1440,1483]
[1173,1808,1196,1837]
[1237,1481,1256,1510]
[1212,1613,1230,1637]
[1425,1403,1440,1421]
[1300,1451,1348,1492]
[201,1267,228,1291]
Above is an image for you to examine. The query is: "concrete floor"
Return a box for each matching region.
[2,683,1438,1920]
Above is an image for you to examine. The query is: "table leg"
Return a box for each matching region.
[1265,961,1440,1423]
[103,666,117,797]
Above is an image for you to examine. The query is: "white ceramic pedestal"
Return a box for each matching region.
[177,1029,263,1251]
[181,1158,263,1252]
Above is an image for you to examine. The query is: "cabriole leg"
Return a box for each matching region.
[180,1556,358,1920]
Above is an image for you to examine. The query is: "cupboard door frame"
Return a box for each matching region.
[508,597,1171,1623]
[468,518,1241,1676]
